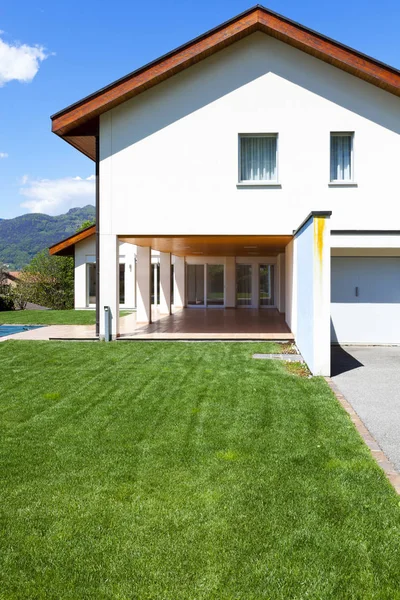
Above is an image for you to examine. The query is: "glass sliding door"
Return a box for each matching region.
[236,264,252,306]
[119,264,125,305]
[187,264,205,306]
[207,264,224,306]
[259,264,274,306]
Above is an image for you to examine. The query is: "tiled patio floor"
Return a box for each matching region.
[119,308,294,340]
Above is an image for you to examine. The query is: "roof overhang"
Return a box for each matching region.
[51,5,400,161]
[49,225,96,256]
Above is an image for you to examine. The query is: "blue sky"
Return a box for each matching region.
[0,0,399,219]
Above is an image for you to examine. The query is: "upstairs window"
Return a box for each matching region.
[330,133,353,182]
[239,134,278,182]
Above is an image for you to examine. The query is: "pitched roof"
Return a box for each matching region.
[51,5,400,161]
[49,225,96,256]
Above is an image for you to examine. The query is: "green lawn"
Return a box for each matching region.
[0,341,399,599]
[0,309,132,325]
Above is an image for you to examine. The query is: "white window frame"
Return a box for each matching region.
[238,133,279,186]
[329,131,355,185]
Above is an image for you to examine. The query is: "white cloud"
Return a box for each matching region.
[0,152,8,158]
[20,175,95,215]
[0,35,49,86]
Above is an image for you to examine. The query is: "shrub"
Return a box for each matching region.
[0,294,14,311]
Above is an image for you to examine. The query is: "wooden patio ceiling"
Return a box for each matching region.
[118,235,292,257]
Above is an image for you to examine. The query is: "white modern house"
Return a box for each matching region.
[50,5,400,376]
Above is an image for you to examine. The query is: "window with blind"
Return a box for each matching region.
[239,135,278,182]
[330,133,353,182]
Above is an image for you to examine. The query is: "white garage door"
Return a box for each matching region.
[331,257,400,344]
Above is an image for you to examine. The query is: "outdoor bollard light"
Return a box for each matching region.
[104,306,112,342]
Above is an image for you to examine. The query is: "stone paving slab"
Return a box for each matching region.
[252,353,304,362]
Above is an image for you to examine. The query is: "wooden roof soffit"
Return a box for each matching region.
[49,225,96,256]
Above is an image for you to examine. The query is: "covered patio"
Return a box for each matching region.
[119,307,294,340]
[117,234,293,326]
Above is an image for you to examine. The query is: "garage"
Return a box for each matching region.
[331,256,400,344]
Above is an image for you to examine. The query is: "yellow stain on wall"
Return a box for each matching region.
[314,217,325,270]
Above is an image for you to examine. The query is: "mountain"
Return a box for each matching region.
[0,205,95,269]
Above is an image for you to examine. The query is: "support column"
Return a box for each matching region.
[136,246,152,323]
[174,256,186,308]
[132,258,136,309]
[277,253,285,313]
[73,247,87,309]
[225,257,236,307]
[99,233,119,339]
[252,262,259,309]
[160,252,172,314]
[285,239,297,335]
[153,259,158,306]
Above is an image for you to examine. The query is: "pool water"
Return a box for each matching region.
[0,325,45,338]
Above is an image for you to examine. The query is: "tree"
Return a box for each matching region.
[23,250,74,309]
[9,274,31,310]
[0,263,15,310]
[76,220,95,233]
[0,263,10,292]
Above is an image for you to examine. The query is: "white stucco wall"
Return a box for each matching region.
[295,220,315,366]
[331,234,400,250]
[286,214,331,375]
[99,32,400,236]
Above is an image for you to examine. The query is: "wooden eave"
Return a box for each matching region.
[51,4,400,161]
[49,225,96,256]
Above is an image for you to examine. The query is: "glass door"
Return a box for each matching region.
[119,264,125,305]
[236,264,252,307]
[187,264,205,306]
[259,264,274,306]
[207,265,224,306]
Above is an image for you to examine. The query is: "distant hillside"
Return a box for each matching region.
[0,205,95,269]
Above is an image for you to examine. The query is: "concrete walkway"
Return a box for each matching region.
[331,346,400,472]
[0,324,96,342]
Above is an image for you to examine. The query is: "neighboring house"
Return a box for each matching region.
[49,6,400,376]
[3,271,20,287]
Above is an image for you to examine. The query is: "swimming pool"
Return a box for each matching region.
[0,325,45,338]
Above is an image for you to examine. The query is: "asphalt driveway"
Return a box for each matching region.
[332,346,400,472]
